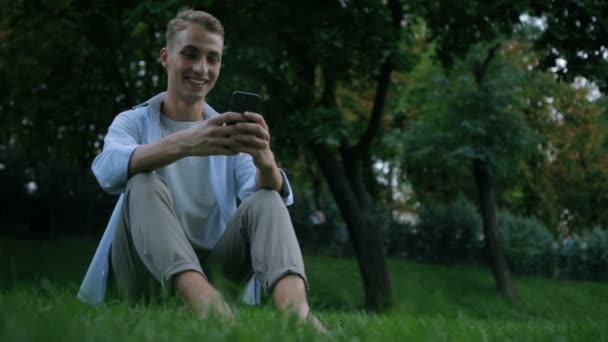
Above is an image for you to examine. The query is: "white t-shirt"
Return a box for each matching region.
[156,114,223,250]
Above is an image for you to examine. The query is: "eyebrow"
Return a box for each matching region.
[181,45,221,57]
[181,45,200,52]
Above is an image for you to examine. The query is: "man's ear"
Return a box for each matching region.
[159,47,168,68]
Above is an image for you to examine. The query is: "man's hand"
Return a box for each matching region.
[129,111,283,193]
[226,112,275,168]
[129,112,250,175]
[176,112,258,157]
[226,111,283,192]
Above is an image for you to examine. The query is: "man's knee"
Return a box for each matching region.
[126,172,170,202]
[128,172,163,187]
[244,189,284,210]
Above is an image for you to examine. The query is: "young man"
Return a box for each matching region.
[78,8,325,331]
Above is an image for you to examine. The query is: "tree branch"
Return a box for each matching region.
[321,67,337,107]
[473,42,501,85]
[356,60,394,154]
[355,0,402,154]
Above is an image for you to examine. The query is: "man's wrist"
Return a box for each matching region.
[169,130,191,158]
[255,150,277,171]
[255,151,283,191]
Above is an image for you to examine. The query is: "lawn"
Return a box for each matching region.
[1,238,607,341]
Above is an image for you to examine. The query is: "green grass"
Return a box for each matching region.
[1,238,607,341]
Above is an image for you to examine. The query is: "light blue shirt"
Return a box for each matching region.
[157,116,223,250]
[77,92,294,305]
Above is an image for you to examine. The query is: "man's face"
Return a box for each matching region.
[160,24,223,104]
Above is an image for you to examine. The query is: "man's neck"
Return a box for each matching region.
[161,92,206,122]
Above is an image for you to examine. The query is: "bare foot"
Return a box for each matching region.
[199,292,235,321]
[174,271,235,321]
[305,312,330,335]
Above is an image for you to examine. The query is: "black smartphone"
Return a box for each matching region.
[229,91,260,114]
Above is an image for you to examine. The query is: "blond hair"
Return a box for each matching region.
[166,9,224,48]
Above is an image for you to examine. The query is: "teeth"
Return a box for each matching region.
[188,79,206,85]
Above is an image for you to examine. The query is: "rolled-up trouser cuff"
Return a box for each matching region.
[163,261,207,292]
[263,267,309,295]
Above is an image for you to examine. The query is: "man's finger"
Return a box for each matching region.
[214,112,247,126]
[230,134,268,148]
[230,134,268,149]
[233,122,270,140]
[243,112,268,129]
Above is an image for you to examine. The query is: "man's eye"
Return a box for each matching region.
[182,52,197,59]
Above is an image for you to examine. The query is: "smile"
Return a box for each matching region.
[185,76,208,87]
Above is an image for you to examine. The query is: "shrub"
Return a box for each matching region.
[497,211,557,277]
[384,220,415,258]
[557,227,608,280]
[294,219,352,256]
[401,195,483,263]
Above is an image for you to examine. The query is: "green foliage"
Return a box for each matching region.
[558,227,608,281]
[0,151,114,236]
[294,220,352,257]
[404,42,540,174]
[384,195,608,281]
[383,220,414,258]
[497,210,557,277]
[0,147,29,231]
[289,107,348,148]
[219,0,414,152]
[414,0,525,67]
[529,0,608,92]
[395,195,483,263]
[0,0,168,167]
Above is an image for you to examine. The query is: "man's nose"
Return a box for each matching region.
[193,58,208,74]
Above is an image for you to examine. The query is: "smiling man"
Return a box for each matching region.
[78,9,326,332]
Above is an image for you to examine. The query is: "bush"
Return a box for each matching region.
[557,227,608,280]
[0,152,115,237]
[497,211,557,277]
[287,191,352,256]
[293,219,352,256]
[397,195,483,263]
[385,193,608,282]
[384,220,415,258]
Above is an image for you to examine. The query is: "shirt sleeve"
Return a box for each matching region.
[91,110,143,194]
[234,153,294,206]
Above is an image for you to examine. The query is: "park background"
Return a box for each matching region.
[1,0,608,340]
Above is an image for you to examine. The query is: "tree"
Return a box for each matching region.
[219,0,413,312]
[412,0,532,300]
[404,41,547,300]
[0,0,180,234]
[529,0,608,92]
[545,84,608,229]
[508,0,608,230]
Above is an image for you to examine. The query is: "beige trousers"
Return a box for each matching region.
[110,172,307,299]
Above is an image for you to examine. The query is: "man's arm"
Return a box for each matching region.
[128,112,252,176]
[128,132,189,176]
[92,111,142,194]
[255,154,283,192]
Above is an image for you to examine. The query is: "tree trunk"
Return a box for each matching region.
[473,160,519,301]
[300,0,401,312]
[312,142,393,311]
